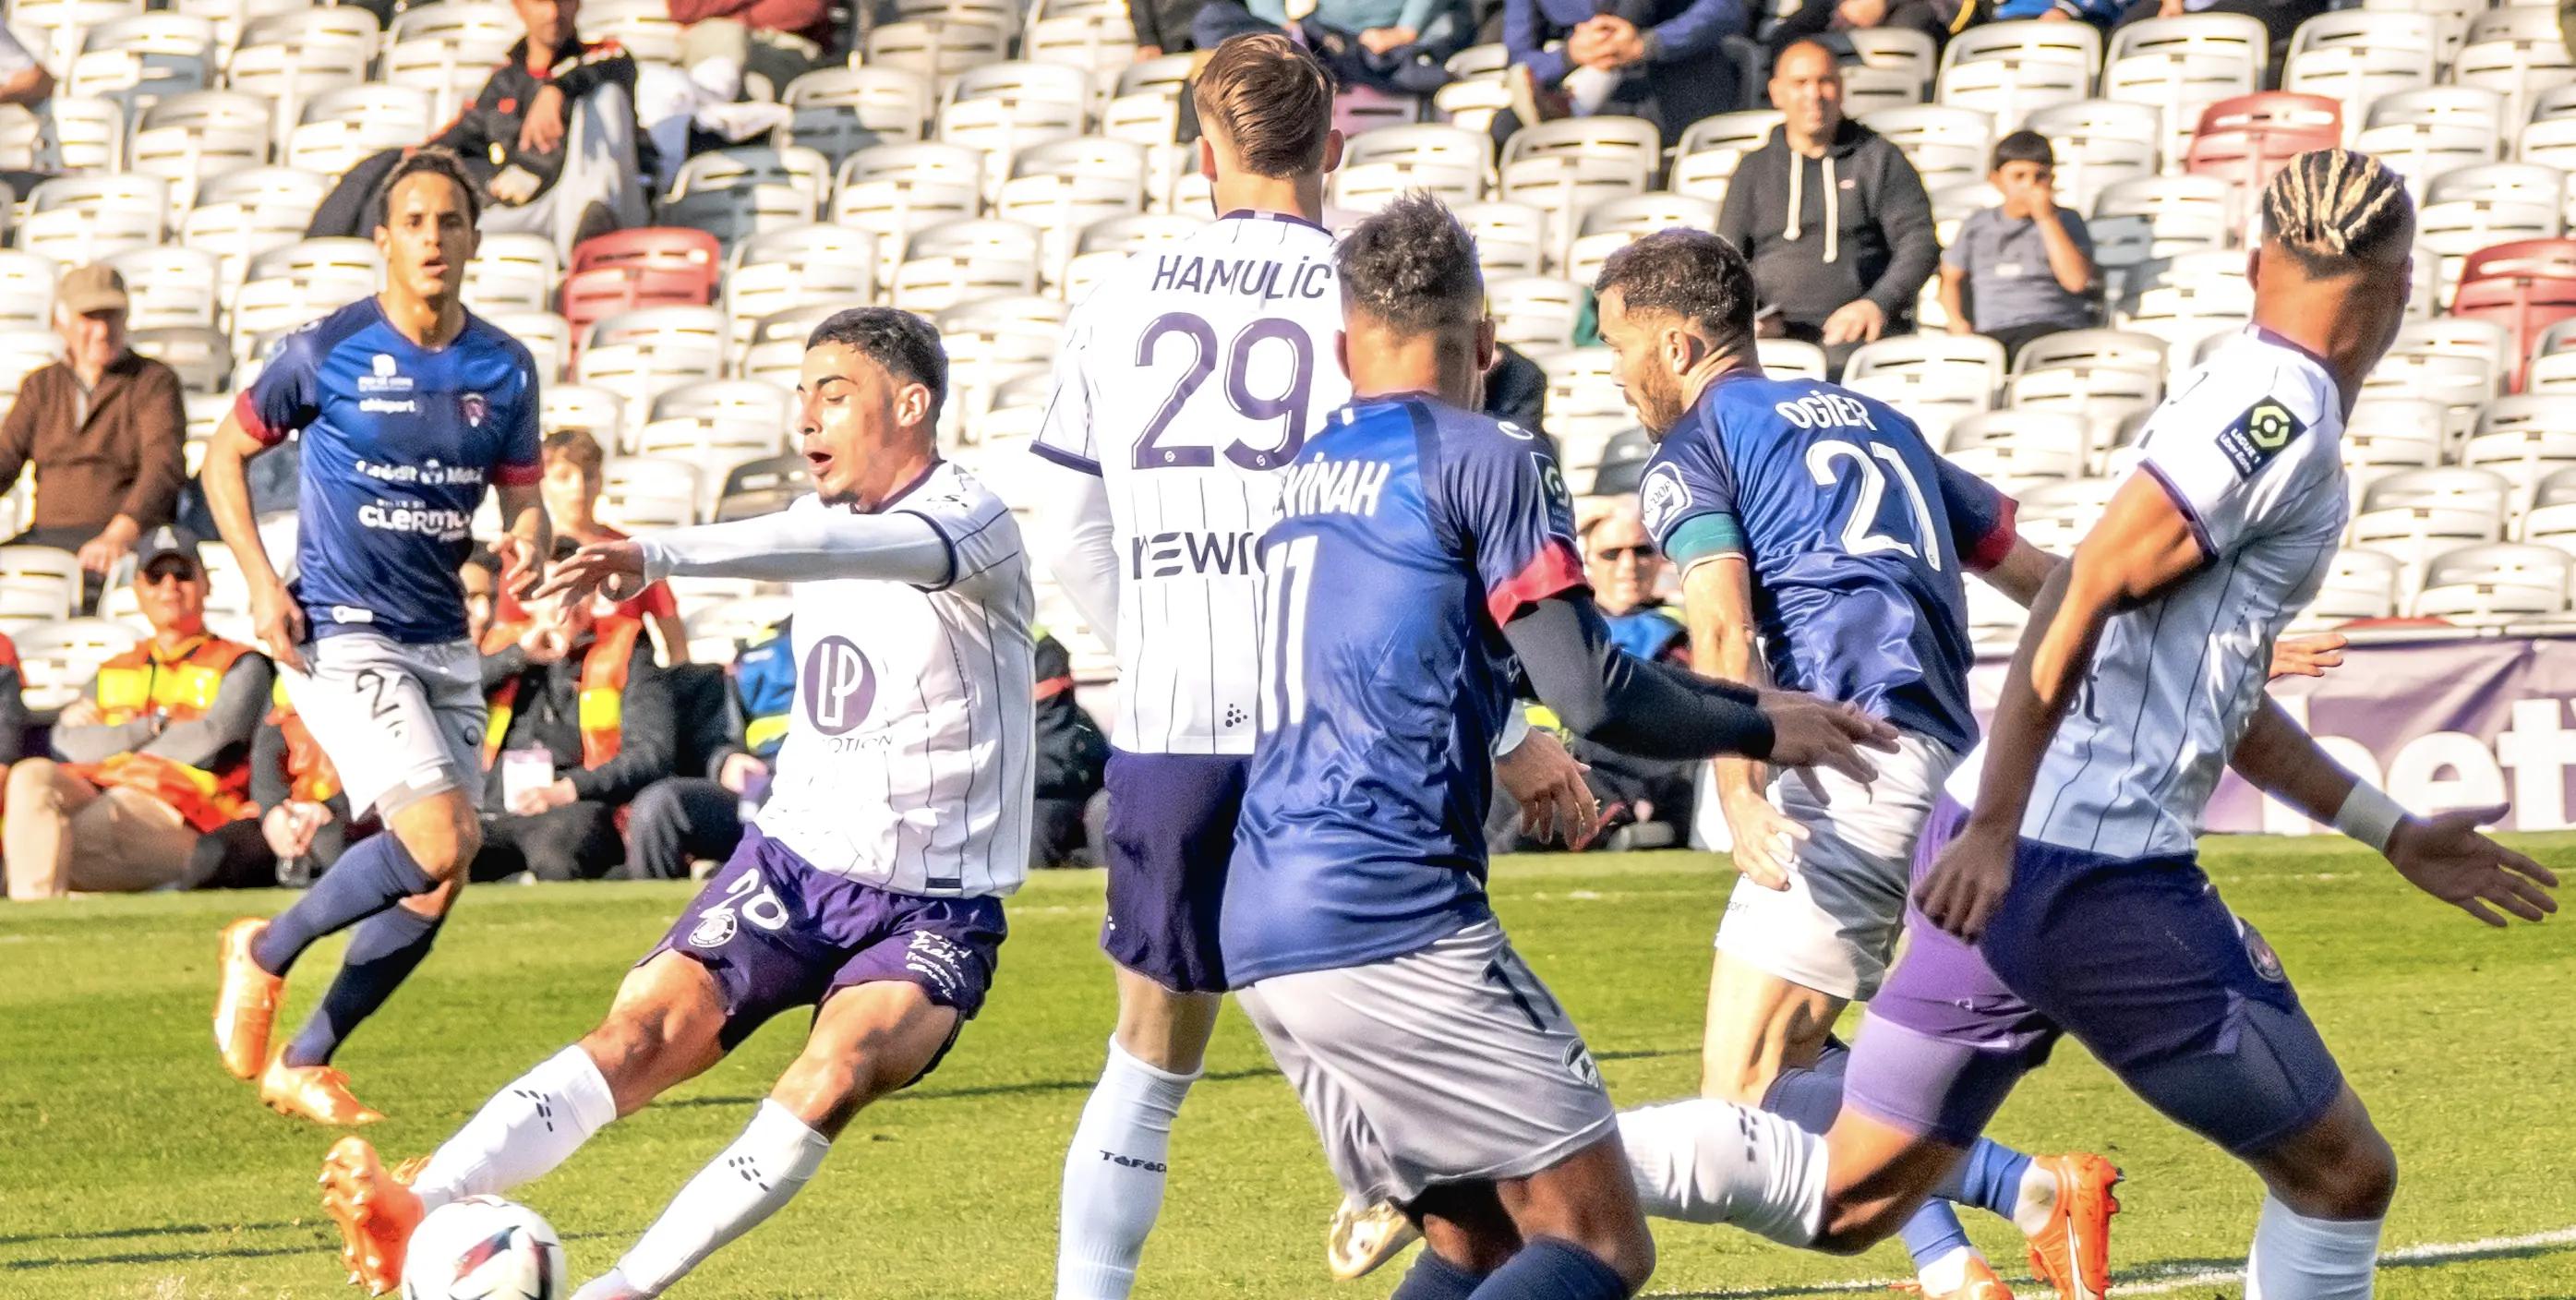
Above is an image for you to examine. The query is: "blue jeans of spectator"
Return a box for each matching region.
[1190,1,1466,93]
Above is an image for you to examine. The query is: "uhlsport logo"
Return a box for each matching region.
[802,634,878,735]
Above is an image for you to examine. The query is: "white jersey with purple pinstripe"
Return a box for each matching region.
[2023,328,2347,860]
[1031,210,1347,755]
[752,466,1036,897]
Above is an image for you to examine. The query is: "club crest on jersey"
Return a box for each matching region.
[1639,463,1691,538]
[460,393,489,427]
[801,634,878,735]
[2216,398,2305,479]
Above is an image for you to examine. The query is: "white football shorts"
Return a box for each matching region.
[279,632,487,820]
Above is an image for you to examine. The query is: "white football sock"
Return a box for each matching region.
[1056,1037,1200,1300]
[2012,1161,2061,1237]
[414,1046,619,1212]
[1915,1246,1977,1295]
[613,1100,832,1296]
[2245,1194,2381,1300]
[1617,1098,1828,1246]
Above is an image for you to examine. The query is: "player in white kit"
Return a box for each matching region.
[313,308,1037,1299]
[1593,152,2558,1300]
[1031,35,1594,1297]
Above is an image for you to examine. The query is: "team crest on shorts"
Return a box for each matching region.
[689,909,739,949]
[2235,915,2286,983]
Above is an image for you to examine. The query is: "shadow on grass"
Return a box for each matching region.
[0,1221,305,1248]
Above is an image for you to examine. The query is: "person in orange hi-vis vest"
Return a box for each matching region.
[4,528,272,899]
[471,590,674,884]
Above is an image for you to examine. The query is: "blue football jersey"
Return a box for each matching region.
[1638,371,2015,754]
[235,297,542,644]
[1224,395,1584,986]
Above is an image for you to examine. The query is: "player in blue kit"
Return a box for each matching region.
[1224,193,1897,1300]
[1592,229,2117,1300]
[205,149,552,1125]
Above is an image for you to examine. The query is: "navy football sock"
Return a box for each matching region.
[251,833,438,977]
[1467,1238,1629,1299]
[1390,1248,1484,1300]
[281,903,444,1067]
[1759,1040,1852,1135]
[1896,1199,1977,1275]
[1937,1138,2033,1222]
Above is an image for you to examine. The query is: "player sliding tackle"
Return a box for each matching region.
[314,307,1038,1299]
[1588,226,2117,1300]
[206,148,551,1126]
[1222,192,1898,1300]
[1602,150,2558,1300]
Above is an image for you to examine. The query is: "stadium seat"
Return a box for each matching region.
[1860,105,1992,194]
[542,383,626,447]
[2352,466,2516,594]
[70,13,217,116]
[726,225,880,344]
[1669,110,1782,206]
[486,309,572,382]
[713,452,813,523]
[2453,14,2576,129]
[2462,393,2576,509]
[108,246,223,331]
[2411,541,2572,624]
[2293,547,2403,628]
[2283,12,2439,114]
[1934,20,2098,132]
[2026,101,2160,214]
[890,219,1044,313]
[288,84,437,177]
[23,174,168,267]
[2184,92,2343,200]
[866,20,1013,99]
[782,65,934,157]
[999,165,1146,285]
[1754,337,1828,381]
[1943,409,2093,485]
[1487,277,1585,350]
[2451,238,2576,390]
[225,8,377,126]
[30,95,130,173]
[2360,90,2511,199]
[1565,193,1719,288]
[2343,397,2451,495]
[2101,13,2265,164]
[2088,175,2233,289]
[16,616,144,708]
[562,229,723,343]
[0,253,59,331]
[462,233,564,317]
[1843,335,2002,447]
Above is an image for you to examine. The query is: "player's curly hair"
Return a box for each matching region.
[1337,191,1483,332]
[1193,34,1335,179]
[372,146,483,229]
[1595,228,1758,351]
[2261,149,2414,274]
[808,307,949,422]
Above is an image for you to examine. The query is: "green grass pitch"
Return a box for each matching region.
[3,836,2572,1298]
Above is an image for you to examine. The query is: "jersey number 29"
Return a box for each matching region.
[1807,439,1945,572]
[1133,312,1313,471]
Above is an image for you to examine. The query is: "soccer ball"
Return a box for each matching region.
[401,1196,566,1300]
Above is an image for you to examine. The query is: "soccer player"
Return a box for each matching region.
[1592,151,2559,1300]
[1226,192,1898,1300]
[1030,34,1597,1295]
[315,307,1036,1299]
[1590,228,2115,1299]
[203,148,551,1125]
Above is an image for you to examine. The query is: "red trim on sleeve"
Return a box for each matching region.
[1963,493,2019,574]
[232,389,285,447]
[1486,538,1588,628]
[494,462,543,487]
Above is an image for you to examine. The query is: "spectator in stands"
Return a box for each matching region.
[1134,0,1217,56]
[2107,0,2329,72]
[0,25,53,195]
[1716,40,1938,377]
[529,429,690,663]
[1560,502,1695,848]
[670,0,830,99]
[0,265,187,596]
[473,596,675,881]
[1939,130,2098,362]
[1497,0,1747,147]
[1763,0,1986,56]
[3,531,271,899]
[621,613,790,880]
[1192,0,1471,93]
[1031,632,1109,869]
[307,0,651,256]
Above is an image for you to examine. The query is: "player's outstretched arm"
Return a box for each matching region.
[1682,556,1805,889]
[1920,472,2206,940]
[1503,591,1895,777]
[536,509,952,605]
[2229,696,2557,926]
[201,413,306,673]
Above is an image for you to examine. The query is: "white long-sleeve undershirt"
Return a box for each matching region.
[1027,458,1122,656]
[636,505,952,588]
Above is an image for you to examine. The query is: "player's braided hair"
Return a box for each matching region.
[2260,149,2413,272]
[1337,191,1483,332]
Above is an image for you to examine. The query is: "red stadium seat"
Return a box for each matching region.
[558,259,719,363]
[2183,91,2343,197]
[2451,238,2576,392]
[566,225,722,286]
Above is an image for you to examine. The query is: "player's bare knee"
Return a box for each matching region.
[1582,1216,1656,1292]
[391,793,482,879]
[2308,1126,2398,1220]
[770,1052,871,1138]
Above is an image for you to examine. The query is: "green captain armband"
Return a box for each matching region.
[1662,513,1747,571]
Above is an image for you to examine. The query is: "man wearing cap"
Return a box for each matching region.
[3,528,273,899]
[0,263,188,594]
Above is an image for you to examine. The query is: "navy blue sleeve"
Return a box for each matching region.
[1639,417,1744,572]
[234,323,323,446]
[1932,452,2019,573]
[1434,420,1586,628]
[495,343,542,488]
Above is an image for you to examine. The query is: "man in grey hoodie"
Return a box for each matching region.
[1715,41,1940,376]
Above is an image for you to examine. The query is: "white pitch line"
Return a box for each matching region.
[1650,1223,2576,1298]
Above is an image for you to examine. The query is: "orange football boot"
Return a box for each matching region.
[260,1058,385,1126]
[2023,1152,2121,1300]
[319,1136,427,1294]
[213,918,283,1080]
